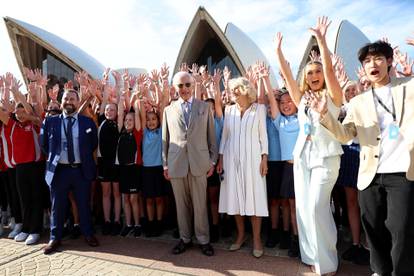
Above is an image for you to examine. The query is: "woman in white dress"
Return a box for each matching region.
[217,77,268,258]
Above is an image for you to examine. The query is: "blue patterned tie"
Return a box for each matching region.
[183,102,190,126]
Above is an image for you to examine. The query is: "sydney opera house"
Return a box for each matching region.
[4,7,369,89]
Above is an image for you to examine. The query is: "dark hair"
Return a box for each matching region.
[358,41,393,71]
[204,98,215,104]
[63,89,80,100]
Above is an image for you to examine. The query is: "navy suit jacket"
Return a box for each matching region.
[40,114,98,185]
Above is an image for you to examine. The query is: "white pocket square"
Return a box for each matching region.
[86,128,92,133]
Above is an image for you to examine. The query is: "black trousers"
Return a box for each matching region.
[0,172,8,212]
[4,168,22,223]
[15,162,46,234]
[359,173,414,276]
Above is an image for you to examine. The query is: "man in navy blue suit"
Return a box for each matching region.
[40,89,99,254]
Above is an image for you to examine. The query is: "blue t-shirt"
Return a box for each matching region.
[274,114,299,161]
[215,116,224,150]
[266,116,281,161]
[142,127,162,167]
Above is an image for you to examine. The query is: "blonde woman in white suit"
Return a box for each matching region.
[275,17,343,275]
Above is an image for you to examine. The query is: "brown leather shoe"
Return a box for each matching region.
[43,240,61,255]
[85,235,99,247]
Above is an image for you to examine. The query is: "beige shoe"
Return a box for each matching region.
[229,238,247,251]
[252,249,263,258]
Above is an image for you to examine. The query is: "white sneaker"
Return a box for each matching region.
[14,231,29,242]
[8,223,23,239]
[25,233,40,245]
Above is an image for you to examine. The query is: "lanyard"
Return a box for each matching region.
[372,87,396,122]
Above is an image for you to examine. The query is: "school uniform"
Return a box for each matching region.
[273,114,299,199]
[266,116,283,199]
[116,128,143,194]
[97,116,119,182]
[9,118,45,235]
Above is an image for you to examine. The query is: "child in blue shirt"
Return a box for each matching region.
[140,101,167,237]
[273,89,299,257]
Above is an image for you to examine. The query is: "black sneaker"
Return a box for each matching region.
[279,230,291,249]
[342,244,358,262]
[153,220,163,237]
[70,225,81,239]
[111,222,122,236]
[145,221,154,237]
[265,229,280,248]
[210,224,219,243]
[352,245,370,265]
[102,221,112,235]
[288,235,300,258]
[134,225,142,237]
[120,226,133,237]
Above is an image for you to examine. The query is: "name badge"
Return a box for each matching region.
[304,123,311,135]
[388,123,399,140]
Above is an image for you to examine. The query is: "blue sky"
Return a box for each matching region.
[1,0,414,85]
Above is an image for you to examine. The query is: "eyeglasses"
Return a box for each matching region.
[177,83,192,89]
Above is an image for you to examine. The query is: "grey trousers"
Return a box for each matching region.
[170,172,209,245]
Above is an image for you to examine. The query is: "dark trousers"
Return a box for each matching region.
[0,172,8,212]
[4,168,22,223]
[359,173,414,276]
[49,165,93,241]
[15,162,45,234]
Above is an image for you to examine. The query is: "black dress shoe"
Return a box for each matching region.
[200,243,214,256]
[70,225,81,239]
[43,240,61,255]
[172,239,192,254]
[85,235,99,247]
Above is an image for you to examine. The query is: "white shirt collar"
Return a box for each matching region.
[62,112,79,120]
[179,96,193,105]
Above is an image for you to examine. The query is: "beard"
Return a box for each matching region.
[63,104,76,115]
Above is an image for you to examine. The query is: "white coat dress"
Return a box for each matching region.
[219,103,269,217]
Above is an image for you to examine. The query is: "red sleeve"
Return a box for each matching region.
[133,128,143,165]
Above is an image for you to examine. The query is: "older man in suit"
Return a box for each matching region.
[162,71,217,256]
[312,41,414,276]
[40,89,99,254]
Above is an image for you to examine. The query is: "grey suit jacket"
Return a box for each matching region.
[162,98,218,178]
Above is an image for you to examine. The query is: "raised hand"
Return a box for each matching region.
[274,32,283,51]
[64,80,74,90]
[149,69,160,84]
[212,68,222,86]
[223,66,231,83]
[190,63,199,75]
[309,16,331,39]
[160,63,170,80]
[306,91,327,115]
[394,50,414,77]
[111,70,122,87]
[309,50,321,63]
[24,67,36,81]
[48,84,59,101]
[257,61,270,79]
[180,63,189,72]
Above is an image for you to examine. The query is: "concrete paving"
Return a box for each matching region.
[0,232,371,276]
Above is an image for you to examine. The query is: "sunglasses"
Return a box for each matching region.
[177,83,192,89]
